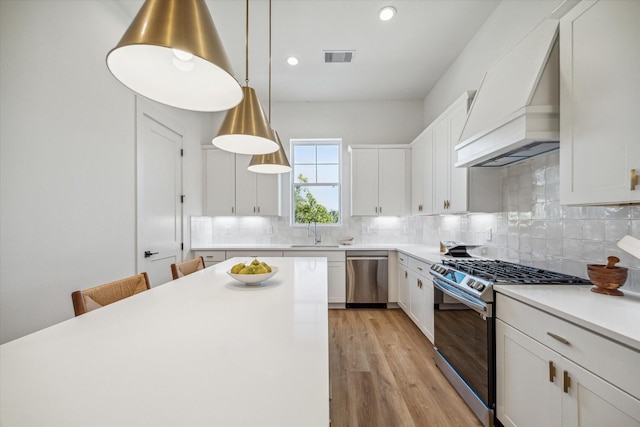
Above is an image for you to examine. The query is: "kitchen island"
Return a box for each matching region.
[0,257,330,427]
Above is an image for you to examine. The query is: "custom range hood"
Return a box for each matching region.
[455,19,559,167]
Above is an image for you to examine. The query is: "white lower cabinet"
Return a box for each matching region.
[397,253,434,344]
[284,251,346,304]
[397,254,410,311]
[496,294,640,427]
[225,250,284,260]
[194,250,226,267]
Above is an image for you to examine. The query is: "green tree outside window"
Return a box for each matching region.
[294,174,339,224]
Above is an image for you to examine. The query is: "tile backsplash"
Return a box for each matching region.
[192,150,639,292]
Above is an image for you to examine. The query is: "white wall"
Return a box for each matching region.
[423,0,563,124]
[0,1,213,344]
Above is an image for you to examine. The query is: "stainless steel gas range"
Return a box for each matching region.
[429,259,590,427]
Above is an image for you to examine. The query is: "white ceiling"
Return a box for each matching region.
[115,0,500,103]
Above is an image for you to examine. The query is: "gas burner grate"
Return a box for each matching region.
[442,260,590,284]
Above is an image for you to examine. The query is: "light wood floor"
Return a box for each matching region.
[329,309,483,427]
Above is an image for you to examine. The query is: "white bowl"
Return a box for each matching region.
[227,266,279,285]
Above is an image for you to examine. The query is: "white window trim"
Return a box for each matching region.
[290,138,342,227]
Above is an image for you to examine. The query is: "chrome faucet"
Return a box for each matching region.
[308,219,321,244]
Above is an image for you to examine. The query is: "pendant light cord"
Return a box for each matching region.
[245,0,249,86]
[268,0,272,122]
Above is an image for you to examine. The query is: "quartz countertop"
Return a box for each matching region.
[193,243,449,264]
[494,284,640,351]
[0,257,330,427]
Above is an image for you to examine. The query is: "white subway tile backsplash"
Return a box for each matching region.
[605,220,632,242]
[583,221,605,241]
[605,206,631,220]
[563,220,583,239]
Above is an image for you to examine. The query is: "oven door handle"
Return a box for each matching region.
[433,278,488,315]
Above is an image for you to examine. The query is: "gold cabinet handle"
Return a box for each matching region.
[231,207,235,214]
[375,206,378,213]
[405,271,408,278]
[418,204,423,212]
[563,370,571,393]
[547,332,570,345]
[549,361,556,383]
[379,206,382,213]
[632,169,638,191]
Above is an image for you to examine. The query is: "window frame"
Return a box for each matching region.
[290,138,342,227]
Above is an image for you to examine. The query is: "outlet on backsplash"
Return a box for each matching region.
[362,223,369,235]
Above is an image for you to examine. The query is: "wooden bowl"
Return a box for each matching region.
[587,256,627,296]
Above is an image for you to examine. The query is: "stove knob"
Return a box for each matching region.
[475,282,485,291]
[467,279,476,288]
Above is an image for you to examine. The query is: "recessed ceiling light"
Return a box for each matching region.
[287,56,299,66]
[378,6,396,22]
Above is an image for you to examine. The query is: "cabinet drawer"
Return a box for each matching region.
[194,251,226,262]
[408,256,431,275]
[497,293,640,399]
[397,252,409,267]
[283,251,345,262]
[225,250,283,259]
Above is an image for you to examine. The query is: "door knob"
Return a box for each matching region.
[144,250,158,258]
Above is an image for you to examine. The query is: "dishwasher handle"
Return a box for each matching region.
[347,256,388,261]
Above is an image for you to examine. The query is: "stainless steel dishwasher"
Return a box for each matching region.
[346,251,388,308]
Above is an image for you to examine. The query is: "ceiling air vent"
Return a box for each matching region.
[324,51,354,63]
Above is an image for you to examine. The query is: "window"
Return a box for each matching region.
[291,139,341,225]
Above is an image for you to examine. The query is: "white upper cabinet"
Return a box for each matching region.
[235,155,280,216]
[204,148,280,216]
[413,92,502,215]
[204,149,236,216]
[411,128,433,215]
[560,0,640,205]
[349,146,410,216]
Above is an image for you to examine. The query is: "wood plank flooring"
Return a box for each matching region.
[329,309,483,427]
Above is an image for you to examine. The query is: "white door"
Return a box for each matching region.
[137,99,183,287]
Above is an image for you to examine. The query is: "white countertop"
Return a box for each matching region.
[494,284,640,351]
[194,243,448,264]
[0,258,330,427]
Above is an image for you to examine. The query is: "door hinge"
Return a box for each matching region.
[180,149,184,157]
[180,195,185,203]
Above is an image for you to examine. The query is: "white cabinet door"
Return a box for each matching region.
[448,101,470,213]
[408,271,423,327]
[419,274,434,344]
[256,172,280,216]
[378,149,409,216]
[328,262,346,304]
[397,262,410,312]
[204,149,236,216]
[562,358,640,427]
[433,117,451,214]
[560,0,640,205]
[350,149,379,216]
[235,154,258,216]
[496,319,562,427]
[411,129,433,215]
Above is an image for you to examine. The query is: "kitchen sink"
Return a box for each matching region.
[289,245,341,248]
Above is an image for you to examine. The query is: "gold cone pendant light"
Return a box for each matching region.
[248,131,291,173]
[213,86,278,155]
[106,0,242,112]
[248,0,292,173]
[212,0,278,155]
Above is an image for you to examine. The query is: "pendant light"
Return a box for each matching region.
[212,0,279,155]
[106,0,242,112]
[248,0,292,174]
